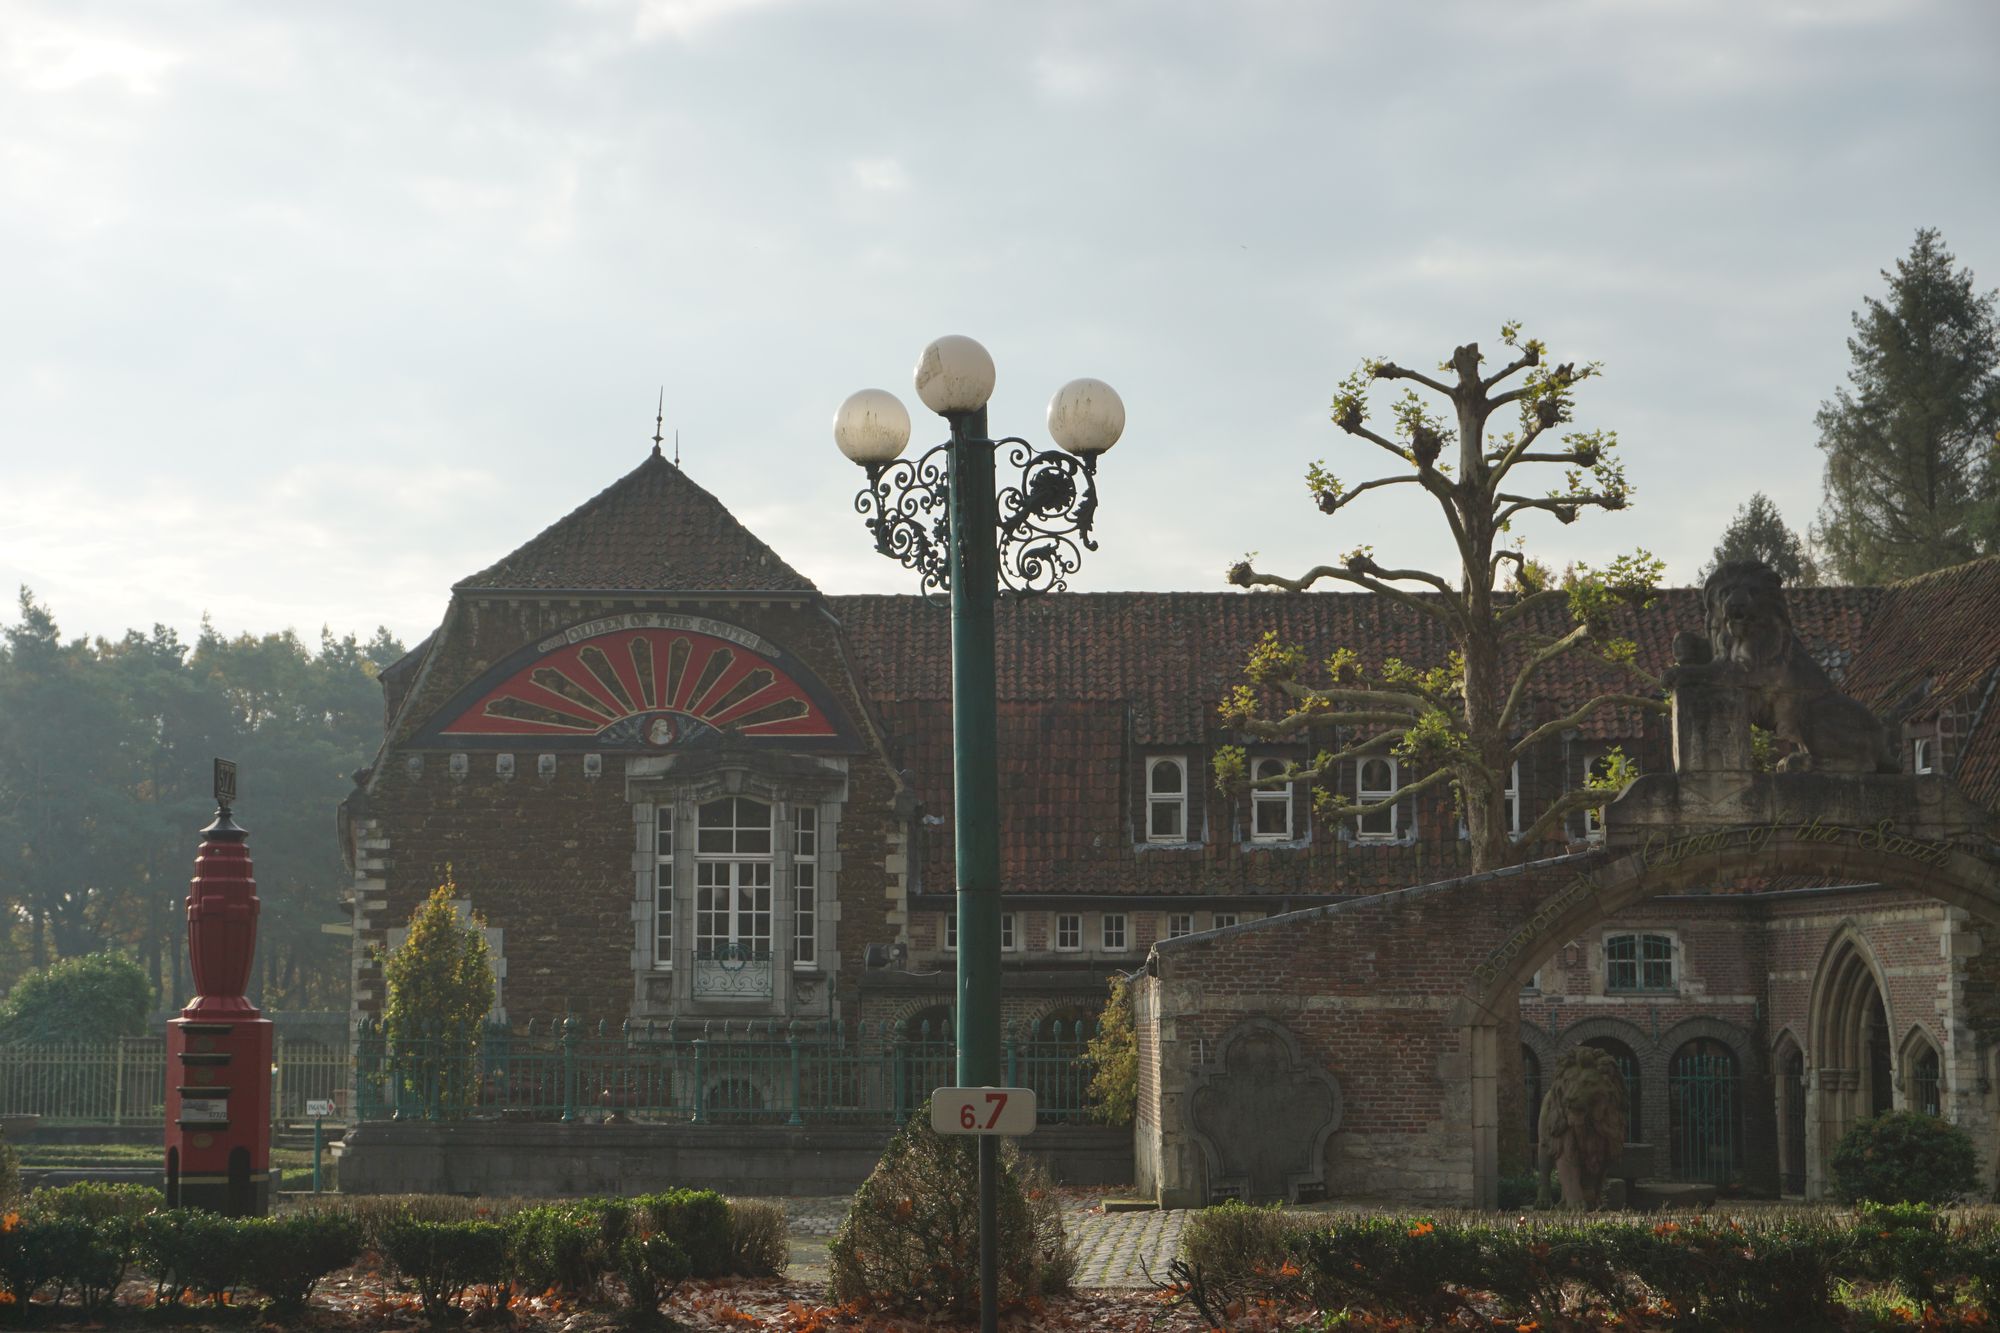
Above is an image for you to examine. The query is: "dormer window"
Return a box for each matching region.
[1355,756,1399,841]
[1504,761,1522,836]
[1147,757,1189,842]
[1914,737,1935,775]
[1251,757,1292,842]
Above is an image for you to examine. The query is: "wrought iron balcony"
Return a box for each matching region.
[690,942,774,999]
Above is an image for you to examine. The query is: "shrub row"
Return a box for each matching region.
[1,1200,361,1318]
[1181,1200,2000,1328]
[0,1184,786,1323]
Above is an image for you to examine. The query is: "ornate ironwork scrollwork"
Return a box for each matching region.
[996,438,1099,595]
[857,442,952,603]
[854,436,1102,599]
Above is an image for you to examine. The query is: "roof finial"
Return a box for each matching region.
[651,388,665,459]
[674,429,681,469]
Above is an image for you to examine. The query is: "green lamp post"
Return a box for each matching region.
[835,336,1125,1332]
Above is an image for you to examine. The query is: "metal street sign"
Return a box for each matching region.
[931,1086,1036,1137]
[213,757,237,808]
[305,1099,334,1118]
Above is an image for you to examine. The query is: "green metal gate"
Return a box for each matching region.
[1669,1051,1738,1184]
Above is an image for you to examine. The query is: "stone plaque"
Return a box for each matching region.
[1188,1018,1340,1202]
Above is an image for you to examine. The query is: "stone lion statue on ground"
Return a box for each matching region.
[1537,1046,1629,1210]
[1674,560,1897,774]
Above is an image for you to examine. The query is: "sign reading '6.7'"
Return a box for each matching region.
[930,1086,1037,1136]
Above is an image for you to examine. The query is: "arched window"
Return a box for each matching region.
[1251,757,1292,841]
[1911,1041,1942,1117]
[1668,1038,1740,1184]
[1356,757,1399,840]
[1147,757,1188,842]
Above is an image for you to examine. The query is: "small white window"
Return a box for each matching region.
[1211,912,1239,930]
[1147,757,1189,842]
[792,804,817,968]
[1356,756,1399,841]
[943,912,957,952]
[1582,752,1627,843]
[1102,913,1128,951]
[1056,913,1082,952]
[1001,912,1018,952]
[1504,761,1522,836]
[1167,913,1193,939]
[653,804,674,968]
[1251,757,1292,841]
[1914,738,1935,775]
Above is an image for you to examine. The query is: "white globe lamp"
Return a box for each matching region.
[1046,378,1125,457]
[913,335,997,416]
[833,388,912,466]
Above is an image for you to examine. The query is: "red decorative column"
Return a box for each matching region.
[164,760,273,1215]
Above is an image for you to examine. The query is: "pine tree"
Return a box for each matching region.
[1703,492,1818,585]
[1813,228,2000,582]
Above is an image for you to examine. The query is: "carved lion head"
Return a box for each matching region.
[1703,560,1791,668]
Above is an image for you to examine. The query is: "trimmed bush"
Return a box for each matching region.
[633,1189,731,1278]
[724,1199,789,1279]
[1015,1153,1077,1295]
[134,1208,249,1307]
[0,1144,17,1211]
[616,1232,689,1322]
[243,1211,363,1316]
[509,1202,611,1296]
[1178,1200,1303,1290]
[1830,1110,1980,1204]
[24,1181,161,1224]
[381,1216,510,1320]
[828,1104,1052,1320]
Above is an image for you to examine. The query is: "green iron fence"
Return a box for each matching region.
[0,1036,352,1127]
[352,1017,1100,1125]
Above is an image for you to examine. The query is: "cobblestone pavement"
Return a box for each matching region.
[745,1195,1186,1290]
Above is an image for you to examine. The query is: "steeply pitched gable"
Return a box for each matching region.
[457,451,816,595]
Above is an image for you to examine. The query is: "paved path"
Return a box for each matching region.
[746,1195,1188,1290]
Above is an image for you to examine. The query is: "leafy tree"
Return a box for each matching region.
[0,951,153,1044]
[1702,492,1818,586]
[1813,228,2000,582]
[382,880,494,1113]
[1083,976,1136,1126]
[1221,326,1663,873]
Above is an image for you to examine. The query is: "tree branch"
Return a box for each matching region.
[1233,564,1462,631]
[1321,761,1460,823]
[1495,587,1568,627]
[1230,709,1415,740]
[1317,473,1422,515]
[1481,349,1540,393]
[1373,361,1454,397]
[1498,624,1590,731]
[1508,693,1667,759]
[1517,787,1615,848]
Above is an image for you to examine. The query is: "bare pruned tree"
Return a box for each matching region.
[1219,325,1665,873]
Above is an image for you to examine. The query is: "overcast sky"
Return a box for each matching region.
[3,0,1996,650]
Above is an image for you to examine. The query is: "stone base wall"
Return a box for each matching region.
[338,1121,1130,1197]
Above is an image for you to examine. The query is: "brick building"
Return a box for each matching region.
[341,449,2000,1196]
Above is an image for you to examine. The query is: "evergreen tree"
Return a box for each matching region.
[1813,228,2000,582]
[1702,492,1818,585]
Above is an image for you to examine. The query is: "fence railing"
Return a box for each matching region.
[352,1018,1101,1126]
[0,1036,352,1127]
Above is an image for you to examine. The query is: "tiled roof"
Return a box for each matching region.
[1843,556,2000,807]
[830,586,1880,744]
[457,451,816,594]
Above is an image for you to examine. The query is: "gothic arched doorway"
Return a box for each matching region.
[1810,935,1895,1187]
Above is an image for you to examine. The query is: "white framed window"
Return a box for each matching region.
[1167,913,1194,939]
[1056,913,1082,952]
[1355,756,1399,840]
[1001,912,1018,952]
[1102,913,1128,951]
[694,796,772,961]
[1251,757,1292,841]
[1504,761,1522,836]
[792,804,817,968]
[1914,738,1935,775]
[653,804,674,968]
[1147,757,1189,842]
[943,912,957,952]
[1211,912,1239,930]
[1582,752,1627,843]
[1605,932,1675,993]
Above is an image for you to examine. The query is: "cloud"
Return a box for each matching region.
[847,157,910,195]
[1,14,180,96]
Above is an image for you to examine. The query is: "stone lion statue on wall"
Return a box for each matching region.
[1536,1046,1629,1210]
[1675,560,1897,774]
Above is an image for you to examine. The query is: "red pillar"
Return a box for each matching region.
[164,791,274,1214]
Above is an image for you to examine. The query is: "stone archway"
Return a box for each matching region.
[1455,768,2000,1208]
[1808,929,1895,1192]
